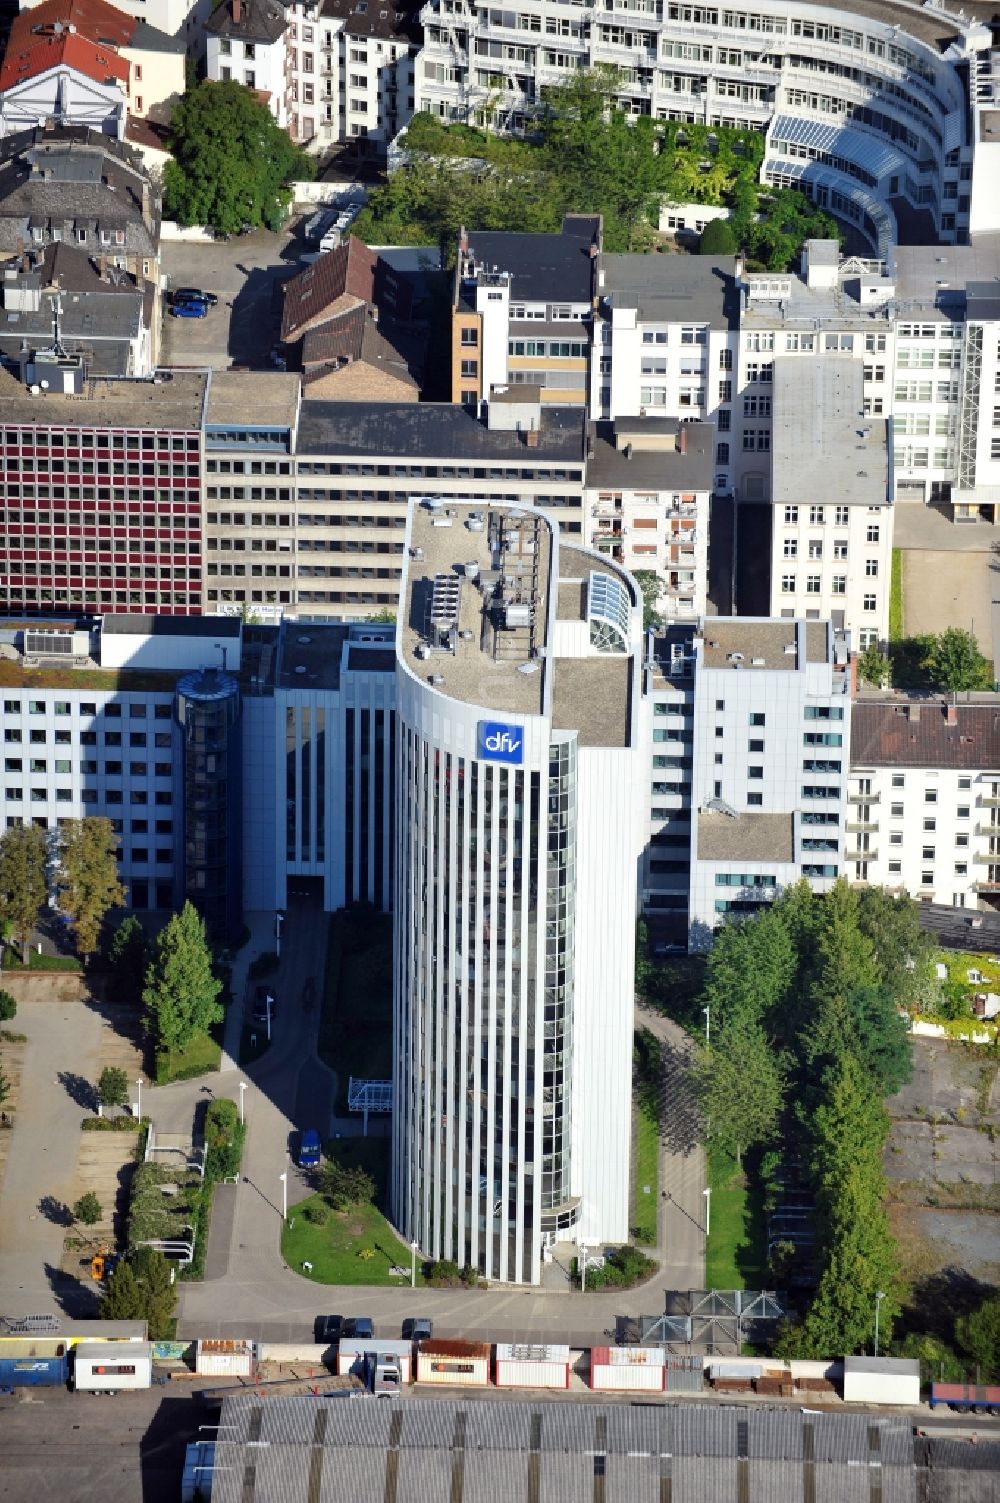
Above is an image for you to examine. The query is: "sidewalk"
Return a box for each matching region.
[219,910,280,1072]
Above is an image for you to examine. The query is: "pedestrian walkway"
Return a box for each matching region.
[220,910,281,1072]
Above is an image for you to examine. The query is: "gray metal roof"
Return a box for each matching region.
[461,223,597,305]
[600,253,739,330]
[101,613,240,637]
[771,358,888,508]
[295,400,585,462]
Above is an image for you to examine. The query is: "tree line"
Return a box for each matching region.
[355,73,838,263]
[692,879,926,1355]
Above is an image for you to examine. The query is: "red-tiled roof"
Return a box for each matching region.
[851,700,1000,770]
[281,236,376,340]
[0,30,130,90]
[8,0,136,50]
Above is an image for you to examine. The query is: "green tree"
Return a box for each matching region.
[0,823,48,963]
[697,217,737,254]
[143,902,223,1055]
[842,986,912,1098]
[955,1291,1000,1380]
[693,1019,785,1165]
[700,906,796,1033]
[924,627,993,693]
[0,990,16,1022]
[164,79,314,236]
[99,1259,144,1321]
[632,570,665,631]
[106,915,150,1004]
[895,1332,963,1385]
[857,642,890,686]
[55,817,125,961]
[97,1066,130,1111]
[73,1191,102,1226]
[318,1158,376,1210]
[854,887,932,1007]
[801,880,878,1071]
[130,1246,178,1339]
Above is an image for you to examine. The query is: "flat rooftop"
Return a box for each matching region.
[276,623,350,691]
[401,502,552,716]
[771,358,888,509]
[600,253,738,330]
[698,810,794,864]
[0,367,207,430]
[700,619,827,672]
[553,544,633,749]
[458,222,597,307]
[296,400,585,463]
[586,420,714,492]
[206,371,300,430]
[891,240,1000,313]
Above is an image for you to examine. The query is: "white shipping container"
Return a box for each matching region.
[495,1344,570,1390]
[590,1346,665,1393]
[416,1343,491,1387]
[196,1340,254,1377]
[708,1360,764,1381]
[789,1359,842,1382]
[256,1344,332,1366]
[842,1356,920,1407]
[74,1340,153,1392]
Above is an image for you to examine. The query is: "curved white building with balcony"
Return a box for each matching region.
[414,0,1000,250]
[391,498,646,1285]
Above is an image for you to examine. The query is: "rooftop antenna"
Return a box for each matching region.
[51,291,68,358]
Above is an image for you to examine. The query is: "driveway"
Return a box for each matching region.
[0,998,104,1314]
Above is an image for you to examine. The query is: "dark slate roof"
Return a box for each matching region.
[295,400,586,460]
[600,253,739,330]
[346,646,396,673]
[300,306,421,390]
[318,0,420,43]
[850,701,1000,769]
[102,614,240,636]
[462,223,597,305]
[966,281,1000,324]
[586,419,715,490]
[205,0,286,44]
[0,126,158,258]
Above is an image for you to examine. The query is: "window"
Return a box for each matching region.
[749,713,765,727]
[808,540,823,559]
[716,443,730,465]
[806,575,821,594]
[833,541,848,560]
[783,538,798,557]
[892,774,905,787]
[891,803,904,817]
[780,573,796,593]
[809,506,825,524]
[460,359,478,378]
[460,328,478,346]
[747,792,763,806]
[957,805,970,819]
[863,593,877,612]
[784,506,798,524]
[922,846,935,861]
[923,817,936,831]
[865,559,879,577]
[866,524,880,543]
[890,832,903,846]
[835,506,849,526]
[925,789,938,804]
[748,766,763,779]
[831,575,846,595]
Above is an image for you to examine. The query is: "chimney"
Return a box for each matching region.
[524,428,539,448]
[458,223,468,255]
[908,704,921,723]
[232,0,241,20]
[945,703,958,726]
[678,426,687,454]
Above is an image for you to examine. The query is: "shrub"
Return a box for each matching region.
[425,1258,464,1287]
[0,991,17,1022]
[74,1192,102,1226]
[319,1159,375,1211]
[82,1113,144,1132]
[303,1202,329,1226]
[697,217,737,254]
[579,1244,656,1291]
[98,1066,129,1109]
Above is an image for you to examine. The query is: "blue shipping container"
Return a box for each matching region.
[0,1354,67,1388]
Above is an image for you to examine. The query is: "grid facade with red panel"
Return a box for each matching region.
[0,419,204,617]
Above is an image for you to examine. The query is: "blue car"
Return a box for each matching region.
[169,299,208,318]
[298,1128,321,1168]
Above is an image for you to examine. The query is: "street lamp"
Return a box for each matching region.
[702,1006,710,1045]
[703,1186,712,1237]
[874,1289,886,1357]
[410,1240,418,1289]
[275,913,284,958]
[580,1242,588,1294]
[265,994,274,1042]
[239,1081,248,1127]
[135,1077,143,1121]
[279,1171,287,1223]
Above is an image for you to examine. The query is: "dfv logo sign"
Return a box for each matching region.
[477,721,524,765]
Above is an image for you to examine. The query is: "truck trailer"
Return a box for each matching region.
[0,1352,68,1390]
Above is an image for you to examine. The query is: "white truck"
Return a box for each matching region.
[73,1340,153,1394]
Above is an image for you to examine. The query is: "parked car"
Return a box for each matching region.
[172,287,218,306]
[314,1315,343,1344]
[298,1128,321,1168]
[169,299,207,318]
[651,941,686,959]
[251,987,278,1024]
[402,1317,432,1342]
[346,1317,374,1339]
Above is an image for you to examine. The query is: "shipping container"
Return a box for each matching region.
[590,1346,666,1393]
[842,1355,920,1407]
[338,1339,412,1385]
[196,1339,254,1377]
[789,1359,842,1384]
[665,1356,705,1394]
[73,1340,153,1392]
[0,1353,67,1389]
[256,1343,332,1366]
[416,1340,491,1387]
[708,1360,764,1381]
[494,1343,570,1390]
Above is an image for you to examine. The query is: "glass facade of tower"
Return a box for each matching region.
[176,667,242,943]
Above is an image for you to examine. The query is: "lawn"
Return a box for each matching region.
[889,548,903,642]
[319,911,393,1115]
[155,1030,222,1084]
[239,1023,271,1066]
[282,1139,425,1287]
[705,1143,768,1290]
[632,1029,661,1246]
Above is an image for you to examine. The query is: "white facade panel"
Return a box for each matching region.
[99,629,242,674]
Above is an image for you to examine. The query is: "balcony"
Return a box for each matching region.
[846,820,879,834]
[972,877,1000,891]
[973,846,1000,862]
[848,791,880,804]
[974,823,1000,838]
[978,792,1000,807]
[846,847,878,862]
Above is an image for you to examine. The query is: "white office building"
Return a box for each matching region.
[848,699,1000,909]
[392,499,645,1283]
[644,616,851,946]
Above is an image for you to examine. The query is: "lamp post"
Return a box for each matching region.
[702,1006,710,1045]
[265,994,274,1042]
[580,1242,588,1294]
[275,912,284,959]
[410,1239,418,1290]
[874,1289,886,1357]
[703,1186,712,1237]
[135,1077,143,1121]
[279,1171,287,1223]
[239,1081,248,1127]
